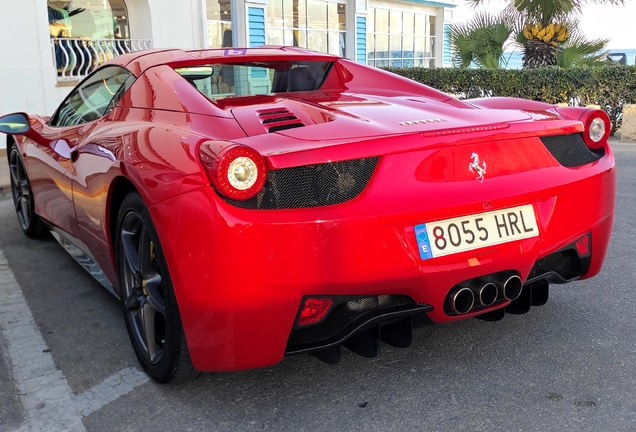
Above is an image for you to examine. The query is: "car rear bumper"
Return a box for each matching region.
[150,138,615,372]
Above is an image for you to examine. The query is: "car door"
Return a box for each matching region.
[40,66,134,246]
[21,114,79,240]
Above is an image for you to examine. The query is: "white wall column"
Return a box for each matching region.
[433,6,445,67]
[0,0,60,118]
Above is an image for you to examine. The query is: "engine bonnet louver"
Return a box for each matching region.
[258,108,305,133]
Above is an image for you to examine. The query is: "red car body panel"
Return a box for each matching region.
[4,47,615,372]
[149,133,615,371]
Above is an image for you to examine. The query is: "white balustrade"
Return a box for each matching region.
[51,38,151,81]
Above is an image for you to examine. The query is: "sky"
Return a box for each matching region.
[451,1,636,49]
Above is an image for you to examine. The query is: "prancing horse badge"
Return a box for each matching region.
[469,152,487,183]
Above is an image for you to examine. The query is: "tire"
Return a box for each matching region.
[8,146,46,238]
[116,191,199,383]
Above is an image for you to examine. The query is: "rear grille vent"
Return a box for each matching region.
[219,157,379,210]
[287,295,417,352]
[258,108,304,133]
[539,133,604,167]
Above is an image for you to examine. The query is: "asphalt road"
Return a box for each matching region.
[1,143,635,432]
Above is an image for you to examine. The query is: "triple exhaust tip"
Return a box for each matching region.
[447,272,523,315]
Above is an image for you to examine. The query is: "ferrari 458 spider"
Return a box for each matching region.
[0,47,615,383]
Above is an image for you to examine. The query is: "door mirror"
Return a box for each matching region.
[0,113,30,134]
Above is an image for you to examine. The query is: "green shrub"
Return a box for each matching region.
[384,65,636,135]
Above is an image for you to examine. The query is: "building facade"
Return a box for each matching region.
[0,0,454,123]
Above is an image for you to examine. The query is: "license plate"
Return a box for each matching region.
[414,205,539,260]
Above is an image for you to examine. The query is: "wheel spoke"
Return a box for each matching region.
[138,229,152,277]
[9,162,20,186]
[120,227,141,276]
[19,198,30,226]
[138,230,165,313]
[19,180,30,198]
[141,301,161,363]
[125,290,141,312]
[145,278,165,313]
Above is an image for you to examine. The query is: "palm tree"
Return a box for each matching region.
[555,21,610,67]
[466,0,624,68]
[450,11,515,69]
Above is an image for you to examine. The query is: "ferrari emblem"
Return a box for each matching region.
[469,153,487,183]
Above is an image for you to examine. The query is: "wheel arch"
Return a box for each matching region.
[6,134,16,150]
[107,176,138,267]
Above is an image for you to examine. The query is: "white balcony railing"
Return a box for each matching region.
[51,38,152,82]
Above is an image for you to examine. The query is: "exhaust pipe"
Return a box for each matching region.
[464,278,498,306]
[493,272,523,301]
[476,282,498,306]
[446,287,474,315]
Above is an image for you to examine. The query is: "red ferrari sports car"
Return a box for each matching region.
[0,47,615,383]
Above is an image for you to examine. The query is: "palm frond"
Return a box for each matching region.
[450,12,515,69]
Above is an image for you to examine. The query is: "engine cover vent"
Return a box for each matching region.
[258,108,304,133]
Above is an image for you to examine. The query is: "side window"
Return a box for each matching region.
[50,66,134,127]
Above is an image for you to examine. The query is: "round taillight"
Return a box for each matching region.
[200,144,267,200]
[581,110,611,150]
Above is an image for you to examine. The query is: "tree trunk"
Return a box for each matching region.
[523,39,557,68]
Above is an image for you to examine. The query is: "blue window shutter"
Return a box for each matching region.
[356,16,367,64]
[248,7,267,77]
[248,7,266,47]
[443,23,452,66]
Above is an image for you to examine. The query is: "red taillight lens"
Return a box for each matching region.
[575,234,591,258]
[298,298,333,326]
[199,144,267,200]
[581,110,610,150]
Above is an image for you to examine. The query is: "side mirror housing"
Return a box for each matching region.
[0,113,31,135]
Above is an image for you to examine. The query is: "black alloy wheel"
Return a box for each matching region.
[116,192,198,383]
[8,146,45,238]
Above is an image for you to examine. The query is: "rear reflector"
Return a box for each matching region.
[575,234,591,258]
[299,298,333,326]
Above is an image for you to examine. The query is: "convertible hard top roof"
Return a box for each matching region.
[106,46,338,77]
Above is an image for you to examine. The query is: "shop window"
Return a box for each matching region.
[367,7,436,68]
[47,0,149,81]
[48,0,128,40]
[207,0,233,47]
[267,0,346,56]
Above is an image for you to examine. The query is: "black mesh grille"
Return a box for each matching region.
[259,110,288,116]
[258,109,305,133]
[268,123,304,133]
[288,295,415,349]
[220,157,379,210]
[539,133,604,167]
[263,115,297,124]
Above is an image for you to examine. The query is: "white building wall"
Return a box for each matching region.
[0,0,61,117]
[0,0,206,122]
[0,0,451,150]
